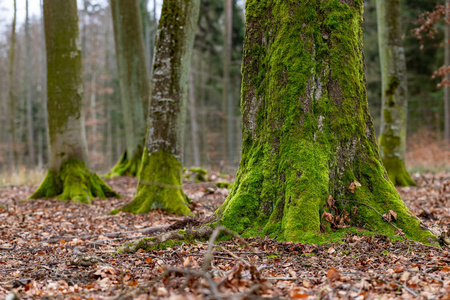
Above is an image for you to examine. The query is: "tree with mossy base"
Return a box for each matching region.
[216,0,436,245]
[111,0,200,216]
[30,0,118,204]
[377,0,415,186]
[106,0,150,178]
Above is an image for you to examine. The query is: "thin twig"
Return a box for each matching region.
[0,244,16,251]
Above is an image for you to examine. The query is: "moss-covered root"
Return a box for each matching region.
[111,150,191,215]
[30,159,119,204]
[104,150,143,178]
[118,226,213,253]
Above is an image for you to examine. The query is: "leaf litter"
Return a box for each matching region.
[0,173,448,299]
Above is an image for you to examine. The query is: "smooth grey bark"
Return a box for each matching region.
[26,0,35,166]
[8,0,17,170]
[31,0,117,203]
[40,0,49,167]
[109,0,150,176]
[44,0,89,171]
[376,0,415,186]
[222,0,233,165]
[189,58,200,166]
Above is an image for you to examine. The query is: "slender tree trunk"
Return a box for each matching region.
[445,0,450,141]
[112,0,200,215]
[8,0,18,170]
[40,0,49,165]
[31,0,118,203]
[26,0,35,167]
[217,0,435,244]
[376,0,415,186]
[189,57,200,166]
[222,0,233,166]
[108,0,150,177]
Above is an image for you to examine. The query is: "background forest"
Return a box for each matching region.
[0,0,448,179]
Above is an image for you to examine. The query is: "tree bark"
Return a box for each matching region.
[222,0,233,167]
[445,0,450,141]
[108,0,150,177]
[31,0,118,203]
[8,0,18,170]
[189,57,201,167]
[112,0,200,215]
[376,0,415,186]
[217,0,435,244]
[26,0,36,167]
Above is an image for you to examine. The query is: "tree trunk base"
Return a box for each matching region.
[384,158,416,187]
[111,149,191,215]
[104,150,143,178]
[30,159,119,204]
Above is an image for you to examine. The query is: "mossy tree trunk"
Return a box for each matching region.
[376,0,415,186]
[112,0,200,216]
[31,0,118,204]
[217,0,435,244]
[107,0,150,178]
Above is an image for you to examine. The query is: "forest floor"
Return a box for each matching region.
[0,173,449,299]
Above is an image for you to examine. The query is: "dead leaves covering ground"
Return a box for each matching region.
[0,173,449,299]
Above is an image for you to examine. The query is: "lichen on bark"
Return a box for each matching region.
[376,0,415,186]
[216,0,436,245]
[112,0,201,215]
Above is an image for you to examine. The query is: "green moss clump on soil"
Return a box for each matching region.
[30,159,119,204]
[112,148,191,215]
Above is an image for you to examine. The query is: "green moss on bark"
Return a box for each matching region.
[216,0,436,245]
[111,149,191,215]
[30,159,119,204]
[104,148,143,178]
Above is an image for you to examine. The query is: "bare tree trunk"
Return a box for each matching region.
[189,57,200,166]
[41,0,49,165]
[377,0,415,186]
[26,0,35,167]
[31,0,117,203]
[222,0,233,167]
[108,0,150,177]
[113,0,200,215]
[445,0,450,141]
[8,0,18,171]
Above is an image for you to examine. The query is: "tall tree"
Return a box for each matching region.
[217,0,435,244]
[112,0,200,215]
[376,0,415,186]
[25,0,35,167]
[222,0,233,166]
[31,0,118,203]
[446,0,450,141]
[8,0,18,170]
[107,0,150,177]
